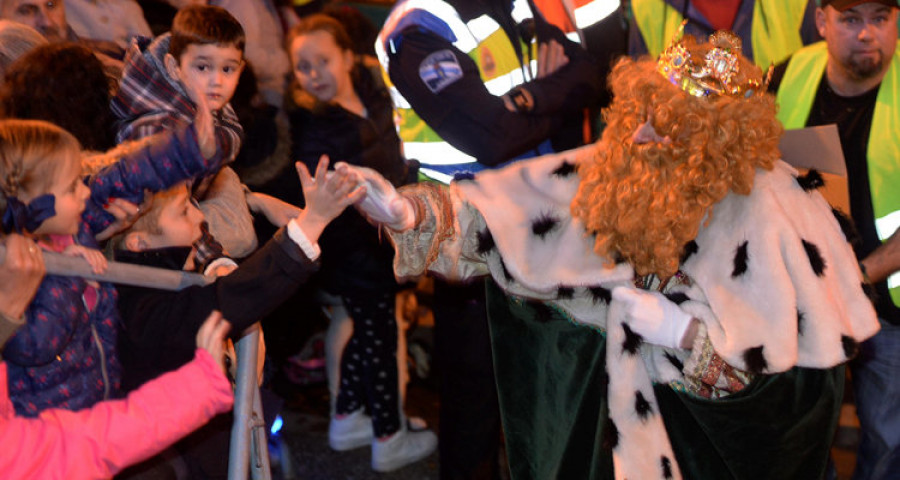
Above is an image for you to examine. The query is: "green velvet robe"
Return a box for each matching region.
[487,280,844,480]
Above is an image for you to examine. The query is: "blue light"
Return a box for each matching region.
[271,415,283,435]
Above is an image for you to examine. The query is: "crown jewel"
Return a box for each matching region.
[657,24,768,98]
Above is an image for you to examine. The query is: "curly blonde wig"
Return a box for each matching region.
[571,37,783,278]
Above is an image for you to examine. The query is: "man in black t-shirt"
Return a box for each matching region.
[770,1,900,479]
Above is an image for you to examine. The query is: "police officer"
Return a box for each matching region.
[377,0,602,477]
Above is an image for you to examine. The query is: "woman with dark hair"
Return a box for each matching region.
[0,42,153,243]
[0,42,116,152]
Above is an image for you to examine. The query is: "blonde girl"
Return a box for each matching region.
[0,116,221,416]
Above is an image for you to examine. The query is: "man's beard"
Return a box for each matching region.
[39,25,65,43]
[847,51,885,80]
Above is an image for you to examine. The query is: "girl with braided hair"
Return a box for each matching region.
[0,112,222,417]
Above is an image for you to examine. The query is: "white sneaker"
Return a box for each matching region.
[329,409,374,451]
[371,428,438,473]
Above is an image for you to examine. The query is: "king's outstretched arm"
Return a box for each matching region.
[345,164,490,283]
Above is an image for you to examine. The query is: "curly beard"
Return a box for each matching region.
[570,55,782,278]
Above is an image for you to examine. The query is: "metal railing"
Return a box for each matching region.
[0,246,272,480]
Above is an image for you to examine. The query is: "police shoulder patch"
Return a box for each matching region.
[419,49,463,93]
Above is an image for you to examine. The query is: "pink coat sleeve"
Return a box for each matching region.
[0,349,233,480]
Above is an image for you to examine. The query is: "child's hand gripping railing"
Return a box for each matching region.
[0,245,273,480]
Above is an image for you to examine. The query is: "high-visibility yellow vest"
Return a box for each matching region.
[631,0,807,69]
[377,0,538,183]
[776,41,900,306]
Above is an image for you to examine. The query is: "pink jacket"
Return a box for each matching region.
[0,349,233,479]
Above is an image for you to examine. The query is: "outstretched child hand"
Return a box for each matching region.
[95,198,143,242]
[188,75,217,160]
[246,191,302,228]
[293,155,366,244]
[63,245,108,274]
[196,310,232,373]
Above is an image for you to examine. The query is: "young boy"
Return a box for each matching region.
[112,158,363,476]
[111,5,257,260]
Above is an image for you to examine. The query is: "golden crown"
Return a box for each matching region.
[657,24,768,98]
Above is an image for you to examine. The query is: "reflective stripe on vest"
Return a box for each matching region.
[573,0,620,29]
[377,0,537,183]
[631,0,806,68]
[533,0,620,44]
[776,41,900,306]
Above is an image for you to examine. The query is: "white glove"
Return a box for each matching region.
[335,162,415,231]
[611,286,694,349]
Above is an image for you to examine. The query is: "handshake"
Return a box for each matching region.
[335,162,416,232]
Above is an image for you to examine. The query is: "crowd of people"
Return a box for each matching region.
[0,0,897,479]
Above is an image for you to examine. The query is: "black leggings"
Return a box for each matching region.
[334,291,401,437]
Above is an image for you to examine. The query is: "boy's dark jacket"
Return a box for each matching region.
[113,227,318,391]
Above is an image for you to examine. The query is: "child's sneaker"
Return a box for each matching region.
[328,409,374,451]
[371,427,438,473]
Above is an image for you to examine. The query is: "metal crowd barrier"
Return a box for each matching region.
[0,246,272,480]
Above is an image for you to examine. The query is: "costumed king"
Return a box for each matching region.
[345,30,880,479]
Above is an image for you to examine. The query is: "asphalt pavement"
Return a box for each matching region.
[272,379,441,480]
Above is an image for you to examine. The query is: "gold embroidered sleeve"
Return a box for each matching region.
[682,323,756,399]
[387,183,490,282]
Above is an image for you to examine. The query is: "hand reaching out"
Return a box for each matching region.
[246,191,302,228]
[196,310,232,373]
[183,65,217,160]
[95,198,143,242]
[335,162,416,232]
[63,245,108,274]
[167,45,216,159]
[292,155,367,244]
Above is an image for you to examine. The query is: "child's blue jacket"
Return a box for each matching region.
[3,125,223,416]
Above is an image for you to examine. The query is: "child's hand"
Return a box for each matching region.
[298,155,366,218]
[290,155,366,246]
[196,310,232,373]
[95,198,143,242]
[208,263,237,278]
[188,73,217,160]
[167,47,215,158]
[246,191,302,228]
[63,245,108,274]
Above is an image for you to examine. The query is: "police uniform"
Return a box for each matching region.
[377,0,602,182]
[377,0,602,477]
